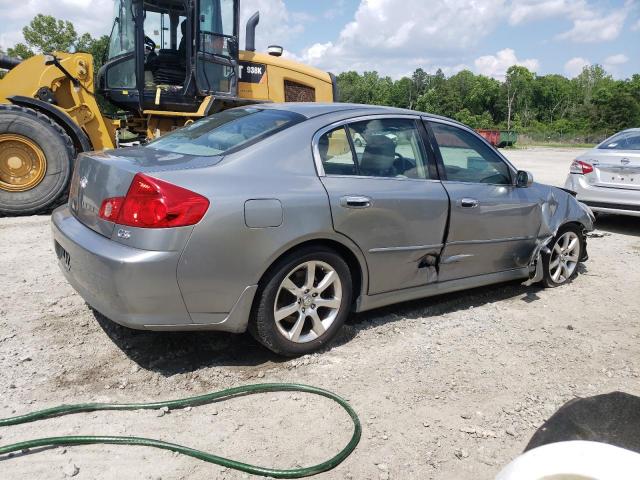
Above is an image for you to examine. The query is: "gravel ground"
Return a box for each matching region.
[2,147,640,480]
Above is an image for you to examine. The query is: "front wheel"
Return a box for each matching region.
[250,247,353,356]
[542,225,584,287]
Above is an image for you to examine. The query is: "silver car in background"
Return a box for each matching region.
[52,103,593,356]
[565,128,640,217]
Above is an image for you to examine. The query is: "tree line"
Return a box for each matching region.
[336,66,640,142]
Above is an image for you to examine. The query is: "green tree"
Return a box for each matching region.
[22,14,78,55]
[7,43,35,59]
[76,33,110,70]
[503,66,535,129]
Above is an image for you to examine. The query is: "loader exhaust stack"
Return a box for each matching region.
[245,11,259,52]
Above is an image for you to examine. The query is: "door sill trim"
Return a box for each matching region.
[356,268,529,312]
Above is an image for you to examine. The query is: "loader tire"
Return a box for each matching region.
[0,105,75,215]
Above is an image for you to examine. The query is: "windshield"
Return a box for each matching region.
[108,0,136,59]
[598,131,640,151]
[147,108,305,156]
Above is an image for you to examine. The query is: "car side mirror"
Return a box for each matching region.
[516,170,534,188]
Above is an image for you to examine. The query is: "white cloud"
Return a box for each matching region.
[631,18,640,31]
[564,57,590,77]
[557,9,628,42]
[509,0,630,44]
[298,0,505,76]
[603,53,629,77]
[509,0,587,25]
[604,53,628,66]
[474,48,539,79]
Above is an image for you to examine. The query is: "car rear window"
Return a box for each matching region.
[147,108,305,156]
[598,131,640,151]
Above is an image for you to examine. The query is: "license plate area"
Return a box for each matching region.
[55,241,71,271]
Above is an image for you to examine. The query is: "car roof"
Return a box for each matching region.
[257,102,465,126]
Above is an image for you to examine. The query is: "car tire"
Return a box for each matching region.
[0,105,75,215]
[249,246,353,356]
[542,224,584,288]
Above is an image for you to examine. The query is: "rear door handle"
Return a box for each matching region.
[340,195,371,209]
[460,198,479,208]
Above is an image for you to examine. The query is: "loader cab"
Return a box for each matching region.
[98,0,239,113]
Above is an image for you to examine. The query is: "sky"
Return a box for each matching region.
[0,0,638,80]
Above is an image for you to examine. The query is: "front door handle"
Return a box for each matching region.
[460,198,479,208]
[340,195,372,209]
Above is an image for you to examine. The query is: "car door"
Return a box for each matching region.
[315,115,449,295]
[424,119,541,282]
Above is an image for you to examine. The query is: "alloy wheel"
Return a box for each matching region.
[273,260,343,343]
[549,231,580,284]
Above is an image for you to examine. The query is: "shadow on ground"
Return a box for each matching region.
[94,312,285,375]
[594,214,640,237]
[95,275,549,376]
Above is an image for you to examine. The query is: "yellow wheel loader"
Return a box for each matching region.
[0,0,337,215]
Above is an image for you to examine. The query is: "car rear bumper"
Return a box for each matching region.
[51,207,194,329]
[52,207,257,333]
[565,174,640,217]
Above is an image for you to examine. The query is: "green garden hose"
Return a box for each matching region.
[0,383,361,478]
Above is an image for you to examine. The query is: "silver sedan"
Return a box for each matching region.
[52,104,594,356]
[565,128,640,217]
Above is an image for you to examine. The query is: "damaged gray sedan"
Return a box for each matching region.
[52,104,594,356]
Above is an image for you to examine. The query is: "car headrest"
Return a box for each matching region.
[360,135,396,176]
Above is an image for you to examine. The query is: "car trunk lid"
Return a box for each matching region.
[583,151,640,191]
[69,147,222,237]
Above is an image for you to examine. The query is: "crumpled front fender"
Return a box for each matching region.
[523,186,594,286]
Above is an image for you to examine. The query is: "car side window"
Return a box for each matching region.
[430,122,512,185]
[347,118,428,179]
[318,126,358,175]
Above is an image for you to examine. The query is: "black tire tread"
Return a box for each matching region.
[249,246,352,356]
[0,104,75,216]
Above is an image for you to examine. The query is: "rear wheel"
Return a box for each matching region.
[0,105,75,215]
[542,225,584,287]
[250,247,353,356]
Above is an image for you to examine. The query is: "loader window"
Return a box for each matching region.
[106,0,136,89]
[108,0,136,58]
[197,0,237,94]
[147,108,304,156]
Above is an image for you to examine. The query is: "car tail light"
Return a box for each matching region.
[570,160,593,175]
[99,173,209,228]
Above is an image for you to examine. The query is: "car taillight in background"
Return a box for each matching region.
[99,173,209,228]
[570,160,594,175]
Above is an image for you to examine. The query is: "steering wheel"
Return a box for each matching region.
[144,36,157,53]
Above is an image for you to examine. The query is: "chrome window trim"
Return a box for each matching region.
[312,114,424,179]
[422,116,519,183]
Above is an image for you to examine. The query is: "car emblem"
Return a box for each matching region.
[621,158,630,165]
[80,176,89,189]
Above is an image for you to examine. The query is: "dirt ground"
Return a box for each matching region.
[2,147,640,480]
